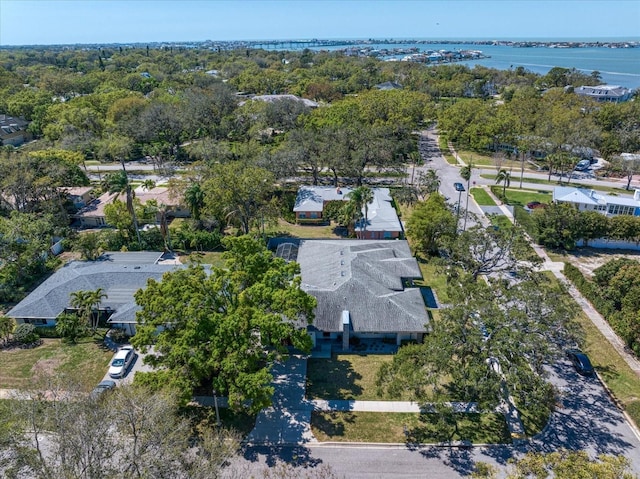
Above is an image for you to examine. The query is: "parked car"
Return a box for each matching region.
[574,159,591,171]
[454,182,465,192]
[108,346,135,379]
[566,349,594,376]
[90,379,116,399]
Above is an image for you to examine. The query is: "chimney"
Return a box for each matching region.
[336,187,342,195]
[634,190,640,202]
[341,310,350,351]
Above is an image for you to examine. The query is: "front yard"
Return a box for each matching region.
[0,337,114,392]
[306,354,401,400]
[311,411,510,444]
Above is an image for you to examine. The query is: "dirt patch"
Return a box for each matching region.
[562,248,640,278]
[31,357,63,377]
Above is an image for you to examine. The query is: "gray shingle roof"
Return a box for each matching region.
[7,254,179,321]
[292,239,428,333]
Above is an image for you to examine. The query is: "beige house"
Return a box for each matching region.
[74,186,190,228]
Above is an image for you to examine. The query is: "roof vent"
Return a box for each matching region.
[341,271,345,277]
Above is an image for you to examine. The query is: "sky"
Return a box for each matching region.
[1,0,639,46]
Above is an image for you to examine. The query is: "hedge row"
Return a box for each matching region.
[563,262,640,356]
[563,263,616,319]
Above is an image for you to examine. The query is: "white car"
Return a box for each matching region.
[108,346,135,379]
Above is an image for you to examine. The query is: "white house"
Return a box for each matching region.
[553,186,640,217]
[574,85,633,103]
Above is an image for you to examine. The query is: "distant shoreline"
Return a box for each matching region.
[1,38,638,50]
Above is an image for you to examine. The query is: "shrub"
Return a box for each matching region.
[35,326,61,338]
[109,328,130,344]
[13,323,40,344]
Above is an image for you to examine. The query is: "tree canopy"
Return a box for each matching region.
[131,236,316,412]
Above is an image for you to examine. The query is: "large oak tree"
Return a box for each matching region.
[131,236,316,412]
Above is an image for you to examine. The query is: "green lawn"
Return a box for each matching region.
[187,251,226,267]
[311,411,510,444]
[306,354,401,400]
[0,337,115,391]
[417,257,451,304]
[470,187,496,206]
[455,149,523,171]
[498,188,553,207]
[481,174,630,195]
[438,136,458,165]
[577,310,640,427]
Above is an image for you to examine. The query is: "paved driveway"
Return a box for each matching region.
[101,344,155,386]
[246,355,315,445]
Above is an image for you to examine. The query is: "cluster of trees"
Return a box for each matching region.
[473,450,637,479]
[381,186,578,432]
[377,266,578,432]
[131,236,316,412]
[532,203,640,250]
[437,85,639,172]
[1,380,240,479]
[565,258,640,355]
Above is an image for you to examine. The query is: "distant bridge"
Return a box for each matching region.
[245,39,356,50]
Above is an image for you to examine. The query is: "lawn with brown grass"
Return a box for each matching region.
[267,219,346,239]
[0,337,114,391]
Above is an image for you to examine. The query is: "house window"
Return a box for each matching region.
[383,231,392,238]
[310,212,318,219]
[23,319,47,325]
[298,213,306,219]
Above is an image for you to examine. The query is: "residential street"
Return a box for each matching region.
[235,128,640,478]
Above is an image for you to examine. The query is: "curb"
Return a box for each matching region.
[242,440,496,449]
[595,371,640,443]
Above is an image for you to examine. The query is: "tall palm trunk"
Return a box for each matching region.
[121,160,142,245]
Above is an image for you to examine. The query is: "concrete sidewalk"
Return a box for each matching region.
[312,399,480,413]
[481,184,640,378]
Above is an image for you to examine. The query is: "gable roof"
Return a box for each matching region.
[293,186,351,212]
[293,186,403,232]
[7,252,174,321]
[274,239,428,333]
[553,186,602,205]
[355,188,403,233]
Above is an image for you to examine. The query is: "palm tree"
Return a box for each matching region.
[346,186,374,239]
[70,288,107,334]
[142,179,156,191]
[184,183,205,221]
[495,168,511,200]
[88,288,107,333]
[460,159,474,231]
[103,169,142,245]
[69,290,92,331]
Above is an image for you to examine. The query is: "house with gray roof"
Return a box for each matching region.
[574,85,633,103]
[293,186,403,239]
[7,252,179,335]
[272,239,430,349]
[0,114,31,147]
[553,186,640,217]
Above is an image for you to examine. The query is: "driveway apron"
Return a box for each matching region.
[247,355,315,445]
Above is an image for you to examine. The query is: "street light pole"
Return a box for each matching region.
[463,156,472,232]
[456,188,463,228]
[213,388,221,427]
